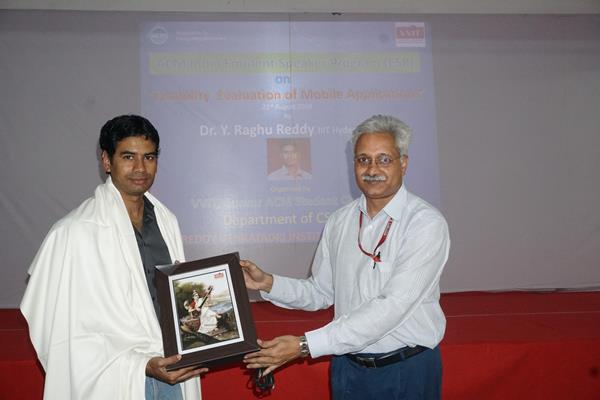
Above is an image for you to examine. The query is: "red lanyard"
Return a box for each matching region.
[358,211,393,268]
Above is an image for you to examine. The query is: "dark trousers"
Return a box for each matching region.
[331,346,442,400]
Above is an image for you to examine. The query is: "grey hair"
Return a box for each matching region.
[351,115,412,156]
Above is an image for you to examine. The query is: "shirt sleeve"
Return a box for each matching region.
[306,216,450,358]
[261,222,335,311]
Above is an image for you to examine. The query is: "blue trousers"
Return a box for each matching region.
[331,346,442,400]
[145,377,183,400]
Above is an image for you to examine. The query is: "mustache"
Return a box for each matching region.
[362,175,386,182]
[128,173,151,179]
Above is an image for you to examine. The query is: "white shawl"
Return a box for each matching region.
[21,177,201,399]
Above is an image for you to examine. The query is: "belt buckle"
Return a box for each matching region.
[357,356,377,368]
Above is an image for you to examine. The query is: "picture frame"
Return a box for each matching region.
[155,252,258,370]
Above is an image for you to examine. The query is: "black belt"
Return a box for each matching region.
[346,345,428,368]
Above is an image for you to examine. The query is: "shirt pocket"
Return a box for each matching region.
[366,261,394,294]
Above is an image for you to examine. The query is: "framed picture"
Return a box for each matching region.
[155,252,258,370]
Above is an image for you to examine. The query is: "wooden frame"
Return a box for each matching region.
[156,252,258,370]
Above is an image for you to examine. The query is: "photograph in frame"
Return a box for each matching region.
[156,252,258,370]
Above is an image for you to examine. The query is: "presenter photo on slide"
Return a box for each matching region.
[267,138,313,181]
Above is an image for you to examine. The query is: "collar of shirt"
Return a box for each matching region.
[358,185,408,222]
[142,196,156,225]
[283,165,308,177]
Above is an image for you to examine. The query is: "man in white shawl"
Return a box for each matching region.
[21,115,205,399]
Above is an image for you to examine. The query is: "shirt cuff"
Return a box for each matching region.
[260,275,293,303]
[304,325,331,358]
[259,274,279,301]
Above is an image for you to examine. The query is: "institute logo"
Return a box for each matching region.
[148,25,168,45]
[395,22,426,48]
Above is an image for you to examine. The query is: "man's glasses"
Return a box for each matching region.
[354,154,402,167]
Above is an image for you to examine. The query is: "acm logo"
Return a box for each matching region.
[148,25,168,45]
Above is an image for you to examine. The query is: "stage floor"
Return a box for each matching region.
[1,291,599,399]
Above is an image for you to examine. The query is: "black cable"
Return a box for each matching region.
[251,368,275,397]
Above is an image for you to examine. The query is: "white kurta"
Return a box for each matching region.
[20,177,201,400]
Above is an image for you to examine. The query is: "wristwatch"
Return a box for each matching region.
[299,335,310,357]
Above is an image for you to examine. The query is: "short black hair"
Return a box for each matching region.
[99,114,160,159]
